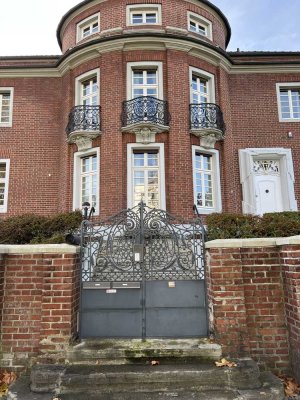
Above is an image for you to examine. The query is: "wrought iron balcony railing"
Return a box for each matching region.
[66,105,101,135]
[190,103,225,133]
[121,96,170,127]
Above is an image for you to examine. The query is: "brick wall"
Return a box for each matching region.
[60,0,228,53]
[280,243,300,382]
[0,245,80,370]
[0,254,4,360]
[206,236,300,377]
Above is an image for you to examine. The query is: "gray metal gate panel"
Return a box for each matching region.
[145,281,207,337]
[81,289,142,338]
[79,202,207,339]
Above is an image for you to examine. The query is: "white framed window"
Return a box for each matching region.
[127,143,166,209]
[276,83,300,122]
[76,13,100,42]
[73,148,100,215]
[127,4,162,26]
[75,69,100,106]
[187,12,212,40]
[0,159,10,213]
[189,67,215,104]
[192,146,221,214]
[127,62,163,100]
[132,70,158,98]
[0,88,14,127]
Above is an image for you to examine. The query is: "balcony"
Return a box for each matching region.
[121,96,170,144]
[66,105,101,151]
[190,103,225,148]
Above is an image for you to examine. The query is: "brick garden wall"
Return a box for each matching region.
[206,236,300,378]
[0,245,80,370]
[280,243,300,382]
[0,239,299,381]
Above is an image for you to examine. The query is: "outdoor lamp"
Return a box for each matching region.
[82,202,90,220]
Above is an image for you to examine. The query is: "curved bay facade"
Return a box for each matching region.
[0,0,299,218]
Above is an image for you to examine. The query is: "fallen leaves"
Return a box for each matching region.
[150,360,160,366]
[215,358,237,368]
[0,371,17,398]
[278,374,300,398]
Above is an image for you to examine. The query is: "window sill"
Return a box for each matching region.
[279,118,300,123]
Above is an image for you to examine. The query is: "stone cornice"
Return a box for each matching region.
[1,33,300,78]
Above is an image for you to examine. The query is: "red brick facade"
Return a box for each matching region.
[0,0,300,219]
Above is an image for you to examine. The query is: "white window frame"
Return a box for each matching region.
[187,12,212,40]
[76,13,100,42]
[127,143,166,209]
[127,62,163,100]
[75,69,100,106]
[126,4,162,26]
[0,159,10,213]
[0,88,14,127]
[276,82,300,122]
[192,146,221,214]
[73,147,100,215]
[189,67,215,104]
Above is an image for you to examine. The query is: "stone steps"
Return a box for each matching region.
[29,339,285,400]
[31,359,261,393]
[66,338,222,365]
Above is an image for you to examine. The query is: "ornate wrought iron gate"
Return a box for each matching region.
[80,202,207,338]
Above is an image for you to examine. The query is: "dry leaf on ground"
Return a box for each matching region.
[215,358,237,368]
[151,360,160,366]
[1,371,17,385]
[278,374,300,397]
[0,383,8,398]
[0,371,17,398]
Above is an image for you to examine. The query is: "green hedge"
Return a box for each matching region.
[206,211,300,241]
[0,211,82,244]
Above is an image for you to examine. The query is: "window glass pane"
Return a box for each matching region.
[147,70,157,84]
[203,155,212,170]
[145,13,157,23]
[0,164,5,179]
[133,71,144,85]
[92,155,97,171]
[133,88,144,97]
[147,154,158,166]
[195,153,214,208]
[80,155,97,208]
[132,13,143,24]
[134,154,145,167]
[197,24,206,35]
[146,88,157,96]
[189,21,197,31]
[92,22,99,33]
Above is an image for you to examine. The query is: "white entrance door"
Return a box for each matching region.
[253,160,283,215]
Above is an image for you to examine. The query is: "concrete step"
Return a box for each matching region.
[66,338,222,365]
[31,359,262,395]
[9,371,285,400]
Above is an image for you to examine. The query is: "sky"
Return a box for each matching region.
[0,0,300,56]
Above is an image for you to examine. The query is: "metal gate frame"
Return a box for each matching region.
[79,202,207,339]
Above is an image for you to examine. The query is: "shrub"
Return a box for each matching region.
[206,211,300,241]
[0,211,82,244]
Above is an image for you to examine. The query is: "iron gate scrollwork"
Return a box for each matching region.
[80,202,205,283]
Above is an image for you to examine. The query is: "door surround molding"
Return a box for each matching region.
[239,148,297,215]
